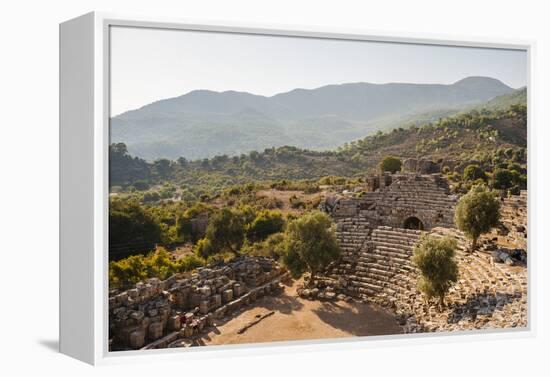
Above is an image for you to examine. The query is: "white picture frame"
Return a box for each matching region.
[59,11,535,365]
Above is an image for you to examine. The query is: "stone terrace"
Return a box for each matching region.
[317,226,527,333]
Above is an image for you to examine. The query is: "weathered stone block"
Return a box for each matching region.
[222,289,233,303]
[167,315,181,331]
[200,285,212,297]
[233,283,243,297]
[129,330,145,349]
[212,294,222,308]
[199,300,209,314]
[148,322,163,340]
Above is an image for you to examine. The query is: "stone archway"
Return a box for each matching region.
[403,216,424,230]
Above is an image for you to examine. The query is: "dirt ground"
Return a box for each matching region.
[190,279,402,347]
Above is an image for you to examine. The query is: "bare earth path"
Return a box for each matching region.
[193,279,402,347]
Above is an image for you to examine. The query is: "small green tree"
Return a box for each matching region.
[202,208,245,255]
[463,164,487,182]
[412,235,458,310]
[379,156,402,174]
[281,211,340,286]
[455,184,500,251]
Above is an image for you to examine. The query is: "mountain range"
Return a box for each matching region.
[110,76,519,161]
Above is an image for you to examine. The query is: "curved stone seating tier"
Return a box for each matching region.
[331,226,527,333]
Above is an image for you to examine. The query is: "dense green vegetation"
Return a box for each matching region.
[109,247,205,290]
[108,103,526,289]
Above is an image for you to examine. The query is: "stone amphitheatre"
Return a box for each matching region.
[109,168,528,351]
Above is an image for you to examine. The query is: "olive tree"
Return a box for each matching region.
[281,211,340,286]
[455,184,500,252]
[412,235,458,310]
[200,208,245,257]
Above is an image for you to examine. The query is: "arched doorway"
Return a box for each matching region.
[404,216,424,230]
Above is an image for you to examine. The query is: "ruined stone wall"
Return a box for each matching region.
[331,173,457,231]
[109,256,286,350]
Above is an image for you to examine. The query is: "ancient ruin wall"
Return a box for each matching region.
[331,173,457,231]
[109,256,286,350]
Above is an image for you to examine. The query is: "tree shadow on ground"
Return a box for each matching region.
[253,291,304,315]
[312,301,402,336]
[447,291,522,324]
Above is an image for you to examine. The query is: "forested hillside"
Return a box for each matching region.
[110,104,527,199]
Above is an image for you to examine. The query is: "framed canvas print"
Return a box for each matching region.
[59,12,532,365]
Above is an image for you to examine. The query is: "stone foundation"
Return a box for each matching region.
[109,256,286,351]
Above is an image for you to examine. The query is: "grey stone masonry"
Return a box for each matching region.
[348,226,422,299]
[330,173,457,231]
[109,256,286,351]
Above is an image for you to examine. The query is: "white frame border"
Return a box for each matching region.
[67,11,536,365]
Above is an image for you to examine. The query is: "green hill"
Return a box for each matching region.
[110,104,526,198]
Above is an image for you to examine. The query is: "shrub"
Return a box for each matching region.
[247,210,285,242]
[109,247,205,289]
[412,235,458,309]
[455,184,500,251]
[379,156,402,174]
[178,253,205,271]
[242,232,286,259]
[289,195,306,209]
[492,168,519,190]
[195,237,214,259]
[142,191,161,203]
[463,164,487,182]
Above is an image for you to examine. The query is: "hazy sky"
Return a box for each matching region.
[110,26,527,116]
